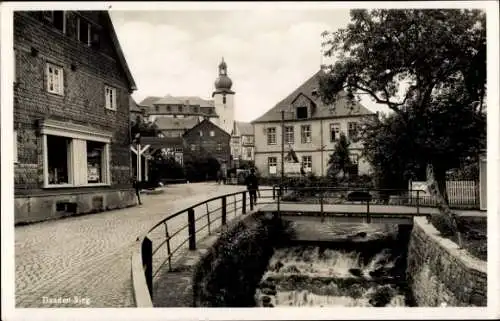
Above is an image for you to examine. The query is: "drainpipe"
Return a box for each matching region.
[320,118,324,177]
[281,110,285,186]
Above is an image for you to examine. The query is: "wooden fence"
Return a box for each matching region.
[409,180,479,209]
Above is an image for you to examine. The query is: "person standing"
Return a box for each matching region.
[132,177,142,205]
[245,168,260,208]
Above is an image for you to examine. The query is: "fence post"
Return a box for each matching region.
[273,185,276,200]
[188,208,196,250]
[141,236,153,298]
[416,190,420,215]
[206,202,211,235]
[409,180,413,205]
[164,222,172,272]
[366,198,371,223]
[277,185,281,214]
[222,196,227,226]
[242,192,246,214]
[319,187,324,219]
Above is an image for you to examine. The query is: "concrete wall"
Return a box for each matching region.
[15,189,137,225]
[253,116,372,177]
[406,217,487,307]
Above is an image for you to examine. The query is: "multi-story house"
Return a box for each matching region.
[154,117,199,138]
[182,119,231,167]
[139,95,219,123]
[230,121,255,165]
[252,70,376,178]
[137,58,236,135]
[13,10,137,224]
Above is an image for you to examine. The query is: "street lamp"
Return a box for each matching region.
[281,110,285,186]
[317,144,327,177]
[280,109,296,187]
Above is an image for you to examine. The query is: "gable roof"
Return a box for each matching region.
[104,12,137,91]
[183,119,230,138]
[153,95,215,108]
[235,121,254,136]
[138,96,162,108]
[129,96,141,112]
[140,137,183,149]
[154,117,199,131]
[252,69,375,123]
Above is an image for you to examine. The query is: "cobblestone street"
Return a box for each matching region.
[15,183,247,308]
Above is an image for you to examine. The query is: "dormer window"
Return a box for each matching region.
[311,88,319,97]
[77,17,91,46]
[42,11,66,33]
[178,105,183,112]
[296,106,308,119]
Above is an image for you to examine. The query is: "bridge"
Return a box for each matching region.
[259,202,482,225]
[131,185,485,307]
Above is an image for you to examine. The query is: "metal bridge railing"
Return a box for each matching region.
[132,187,278,305]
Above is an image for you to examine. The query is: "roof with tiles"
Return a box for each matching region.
[252,69,375,123]
[235,121,254,136]
[138,96,162,108]
[129,96,141,112]
[140,95,215,108]
[154,117,200,131]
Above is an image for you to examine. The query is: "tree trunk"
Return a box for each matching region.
[433,163,449,204]
[426,163,449,209]
[425,163,463,247]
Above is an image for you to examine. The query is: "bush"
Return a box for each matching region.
[429,213,455,237]
[192,216,291,307]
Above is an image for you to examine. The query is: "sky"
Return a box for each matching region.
[110,9,390,122]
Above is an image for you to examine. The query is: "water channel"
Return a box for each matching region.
[254,224,415,307]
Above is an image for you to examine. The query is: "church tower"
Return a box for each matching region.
[212,57,235,134]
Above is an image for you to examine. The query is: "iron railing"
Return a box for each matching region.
[133,187,278,301]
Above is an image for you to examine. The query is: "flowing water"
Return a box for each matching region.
[255,224,414,307]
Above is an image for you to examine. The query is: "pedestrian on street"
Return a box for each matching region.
[222,169,227,185]
[217,169,222,184]
[132,177,142,205]
[245,168,260,208]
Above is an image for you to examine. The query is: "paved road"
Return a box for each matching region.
[15,182,250,308]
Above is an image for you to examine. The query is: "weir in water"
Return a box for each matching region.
[254,224,415,307]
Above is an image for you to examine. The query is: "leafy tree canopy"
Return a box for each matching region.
[319,9,486,199]
[319,9,486,115]
[130,115,162,139]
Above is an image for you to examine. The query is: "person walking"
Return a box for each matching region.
[132,177,142,205]
[245,168,260,208]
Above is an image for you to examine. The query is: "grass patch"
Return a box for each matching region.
[430,213,487,261]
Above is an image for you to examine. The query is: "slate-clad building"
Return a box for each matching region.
[13,10,138,224]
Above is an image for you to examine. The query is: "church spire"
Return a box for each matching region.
[215,57,232,90]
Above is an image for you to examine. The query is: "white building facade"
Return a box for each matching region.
[252,70,375,178]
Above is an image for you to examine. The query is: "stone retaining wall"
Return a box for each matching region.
[15,189,137,225]
[406,217,487,306]
[151,212,281,307]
